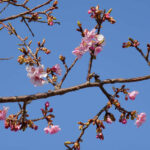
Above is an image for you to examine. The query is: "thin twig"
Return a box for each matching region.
[0,57,13,60]
[58,58,78,88]
[22,17,34,37]
[0,3,9,14]
[0,0,52,22]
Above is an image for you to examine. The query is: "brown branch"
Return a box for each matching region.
[128,38,150,65]
[0,82,99,103]
[102,74,150,84]
[87,55,93,81]
[65,104,108,150]
[0,0,52,22]
[0,57,13,60]
[0,74,150,103]
[1,22,39,64]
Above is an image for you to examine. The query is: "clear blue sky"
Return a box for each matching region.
[0,0,150,150]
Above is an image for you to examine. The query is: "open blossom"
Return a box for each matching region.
[0,106,9,120]
[72,28,104,58]
[135,113,146,128]
[44,125,61,134]
[106,116,112,124]
[26,65,47,87]
[72,48,83,58]
[128,91,139,100]
[51,64,62,76]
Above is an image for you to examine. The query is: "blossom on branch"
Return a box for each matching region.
[44,125,61,134]
[135,113,146,128]
[0,106,9,120]
[106,116,112,124]
[72,28,104,58]
[128,91,139,100]
[51,64,62,76]
[26,65,48,87]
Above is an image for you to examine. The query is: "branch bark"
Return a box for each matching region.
[0,74,150,103]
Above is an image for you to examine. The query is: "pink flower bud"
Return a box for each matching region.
[45,101,50,108]
[96,133,104,140]
[88,10,92,14]
[121,118,127,124]
[49,108,53,112]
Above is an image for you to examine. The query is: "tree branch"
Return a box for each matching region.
[0,74,150,103]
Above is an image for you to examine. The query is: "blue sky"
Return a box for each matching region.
[0,0,150,150]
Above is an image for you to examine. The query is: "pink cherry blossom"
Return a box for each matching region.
[135,112,146,128]
[83,28,97,43]
[72,48,83,58]
[44,125,61,134]
[106,117,112,124]
[44,127,51,134]
[51,64,62,76]
[72,28,105,58]
[128,91,139,100]
[95,34,105,43]
[94,46,103,56]
[26,65,47,87]
[0,106,9,120]
[49,125,61,134]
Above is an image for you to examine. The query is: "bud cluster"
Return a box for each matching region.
[88,6,116,24]
[122,38,140,48]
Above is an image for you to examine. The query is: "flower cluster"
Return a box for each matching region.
[26,65,48,87]
[88,7,116,24]
[103,10,116,24]
[122,39,140,48]
[135,113,146,128]
[42,101,61,134]
[5,119,21,132]
[72,28,104,58]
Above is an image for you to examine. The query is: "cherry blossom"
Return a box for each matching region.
[44,125,61,134]
[128,91,139,100]
[0,106,9,120]
[72,28,105,58]
[106,117,112,124]
[26,65,47,87]
[135,112,146,128]
[51,64,62,76]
